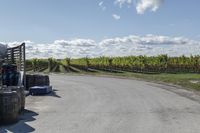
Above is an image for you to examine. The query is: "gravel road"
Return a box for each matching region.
[1,74,200,133]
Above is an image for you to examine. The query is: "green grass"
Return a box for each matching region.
[67,70,200,91]
[114,72,200,91]
[120,73,200,90]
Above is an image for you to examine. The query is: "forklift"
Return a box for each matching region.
[0,43,26,124]
[0,43,26,88]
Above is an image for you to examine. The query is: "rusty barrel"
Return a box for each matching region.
[0,90,19,124]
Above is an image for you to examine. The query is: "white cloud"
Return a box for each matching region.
[99,35,200,57]
[0,40,33,48]
[136,0,163,14]
[115,0,132,8]
[113,0,163,14]
[112,14,121,20]
[1,35,200,59]
[99,1,104,6]
[54,39,96,47]
[99,1,106,11]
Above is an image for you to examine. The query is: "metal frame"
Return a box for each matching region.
[0,59,3,88]
[2,43,26,88]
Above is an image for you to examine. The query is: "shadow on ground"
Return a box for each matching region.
[0,109,38,133]
[47,89,61,98]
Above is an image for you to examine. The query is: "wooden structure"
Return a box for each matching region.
[3,43,26,88]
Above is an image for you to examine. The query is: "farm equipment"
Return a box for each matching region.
[0,43,26,124]
[0,43,52,124]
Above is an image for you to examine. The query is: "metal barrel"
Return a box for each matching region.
[26,74,50,89]
[0,90,19,124]
[9,86,25,113]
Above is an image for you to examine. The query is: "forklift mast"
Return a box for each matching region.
[2,43,26,88]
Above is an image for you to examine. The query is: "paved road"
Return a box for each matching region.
[1,74,200,133]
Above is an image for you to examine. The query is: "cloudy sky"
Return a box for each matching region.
[0,0,200,58]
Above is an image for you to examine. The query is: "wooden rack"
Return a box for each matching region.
[1,43,26,88]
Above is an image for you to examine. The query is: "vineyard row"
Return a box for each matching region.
[26,55,200,73]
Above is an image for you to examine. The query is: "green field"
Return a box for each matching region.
[26,56,200,91]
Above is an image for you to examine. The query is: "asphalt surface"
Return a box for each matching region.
[1,74,200,133]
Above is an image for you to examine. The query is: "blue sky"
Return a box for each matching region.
[0,0,199,42]
[0,0,200,58]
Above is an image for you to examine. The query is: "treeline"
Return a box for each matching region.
[26,55,200,73]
